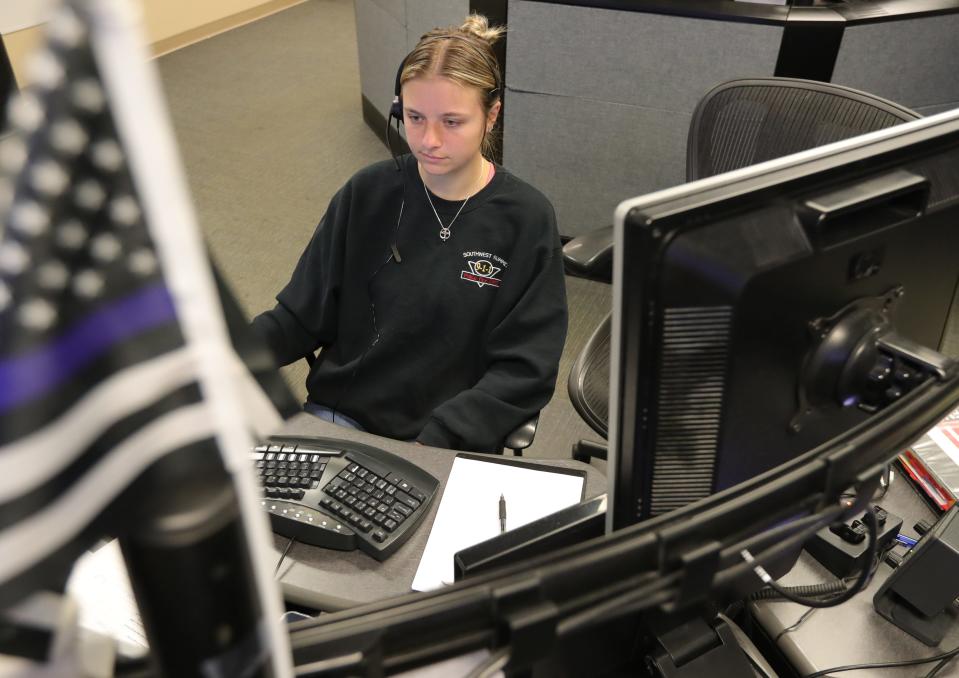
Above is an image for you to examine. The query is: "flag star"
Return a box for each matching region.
[28,49,65,91]
[56,219,89,250]
[91,139,123,172]
[0,241,30,275]
[8,92,45,132]
[50,119,89,156]
[90,233,122,263]
[19,298,57,330]
[73,270,105,299]
[0,281,10,312]
[0,136,28,173]
[128,248,158,276]
[11,201,51,237]
[30,160,71,197]
[109,195,140,226]
[48,8,85,48]
[72,79,105,114]
[37,260,70,290]
[74,179,106,211]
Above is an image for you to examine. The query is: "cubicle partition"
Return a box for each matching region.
[354,0,959,237]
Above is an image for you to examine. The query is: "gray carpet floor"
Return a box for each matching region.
[156,0,609,460]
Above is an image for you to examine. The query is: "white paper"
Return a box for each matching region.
[412,457,585,591]
[66,540,149,656]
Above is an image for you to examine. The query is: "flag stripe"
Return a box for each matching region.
[0,323,185,446]
[0,347,199,502]
[0,282,178,413]
[0,380,203,531]
[0,403,217,585]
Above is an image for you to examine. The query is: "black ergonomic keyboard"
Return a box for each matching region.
[251,435,439,561]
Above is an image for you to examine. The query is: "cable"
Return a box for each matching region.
[274,536,296,577]
[556,575,679,637]
[774,607,817,643]
[741,506,878,609]
[803,642,959,677]
[924,654,958,678]
[750,581,847,601]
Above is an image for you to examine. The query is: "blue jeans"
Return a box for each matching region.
[303,402,365,431]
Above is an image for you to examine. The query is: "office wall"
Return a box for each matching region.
[503,1,783,236]
[1,0,303,86]
[831,13,959,117]
[353,0,470,126]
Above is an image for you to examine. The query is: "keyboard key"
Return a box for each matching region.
[383,519,398,532]
[298,453,309,462]
[358,491,370,502]
[409,487,427,503]
[356,468,369,479]
[357,520,373,533]
[367,474,379,484]
[347,463,359,473]
[267,445,282,454]
[371,529,387,543]
[277,453,287,462]
[385,485,397,496]
[395,490,419,510]
[387,474,403,486]
[290,489,304,501]
[398,480,412,492]
[393,503,412,517]
[382,495,395,506]
[377,503,389,513]
[372,514,387,526]
[388,509,405,523]
[343,495,357,506]
[363,506,377,519]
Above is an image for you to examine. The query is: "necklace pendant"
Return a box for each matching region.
[439,227,451,241]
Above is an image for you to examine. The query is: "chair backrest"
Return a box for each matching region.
[569,77,920,442]
[686,77,920,182]
[568,314,611,439]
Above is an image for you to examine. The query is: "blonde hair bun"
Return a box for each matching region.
[459,13,505,45]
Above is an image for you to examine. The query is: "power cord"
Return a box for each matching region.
[275,536,296,577]
[803,642,959,677]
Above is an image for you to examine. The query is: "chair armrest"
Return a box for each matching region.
[505,415,539,454]
[562,225,613,282]
[572,439,607,463]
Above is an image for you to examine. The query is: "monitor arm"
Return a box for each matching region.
[791,286,955,433]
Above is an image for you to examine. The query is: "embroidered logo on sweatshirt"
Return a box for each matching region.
[461,258,502,288]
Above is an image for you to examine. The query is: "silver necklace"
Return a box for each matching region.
[422,161,485,241]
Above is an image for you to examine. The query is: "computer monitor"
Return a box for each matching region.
[608,107,959,530]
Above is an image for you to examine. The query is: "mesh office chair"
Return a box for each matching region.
[569,77,920,462]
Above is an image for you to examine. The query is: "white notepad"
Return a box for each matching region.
[412,455,586,592]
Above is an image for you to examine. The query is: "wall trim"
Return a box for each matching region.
[150,0,307,58]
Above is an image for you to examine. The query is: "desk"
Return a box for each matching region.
[752,474,959,677]
[269,414,606,612]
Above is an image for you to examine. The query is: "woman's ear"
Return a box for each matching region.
[487,99,502,130]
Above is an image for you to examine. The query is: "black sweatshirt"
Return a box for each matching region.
[252,155,568,452]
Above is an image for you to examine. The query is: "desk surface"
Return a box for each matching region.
[752,473,959,677]
[271,414,606,611]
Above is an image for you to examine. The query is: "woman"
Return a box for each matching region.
[252,14,568,452]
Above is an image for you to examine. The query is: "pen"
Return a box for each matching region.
[499,494,507,533]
